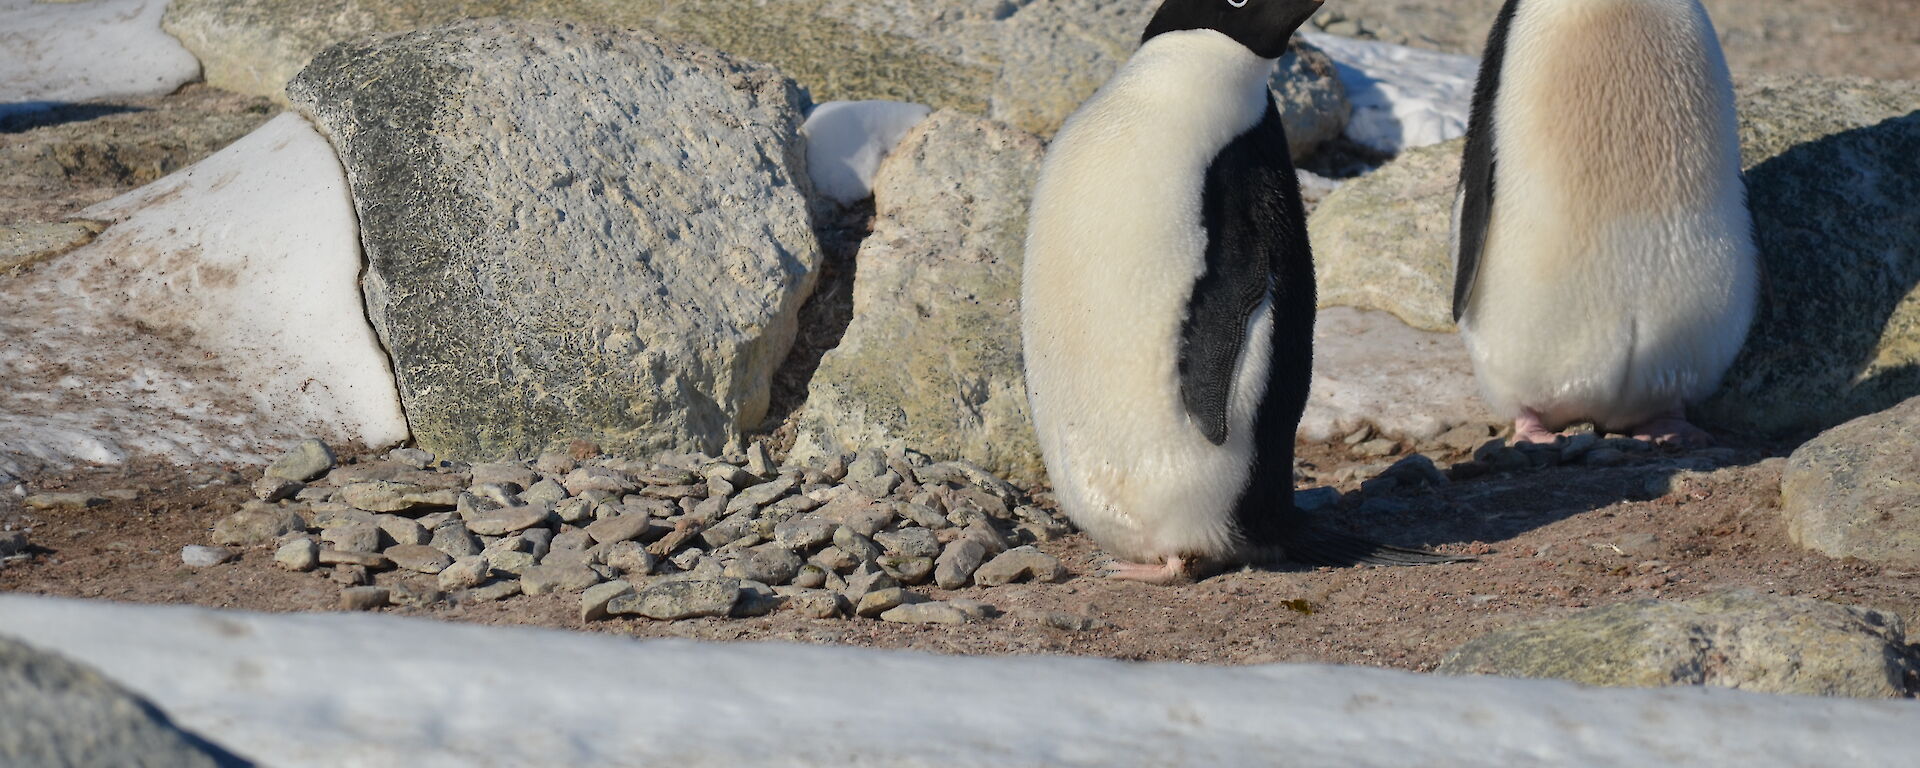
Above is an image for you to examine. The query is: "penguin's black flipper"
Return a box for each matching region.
[1280,529,1475,567]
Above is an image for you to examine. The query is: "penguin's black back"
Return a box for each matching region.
[1453,0,1525,323]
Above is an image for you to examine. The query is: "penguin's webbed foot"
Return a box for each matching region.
[1102,555,1195,585]
[1510,408,1562,445]
[1628,410,1714,448]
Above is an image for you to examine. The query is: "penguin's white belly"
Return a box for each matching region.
[1021,32,1274,564]
[1460,0,1757,431]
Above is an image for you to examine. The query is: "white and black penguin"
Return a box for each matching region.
[1451,0,1759,446]
[1022,0,1462,583]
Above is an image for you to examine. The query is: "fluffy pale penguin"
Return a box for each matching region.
[1452,0,1758,446]
[1022,0,1462,584]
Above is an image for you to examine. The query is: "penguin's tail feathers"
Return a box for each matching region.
[1275,529,1475,568]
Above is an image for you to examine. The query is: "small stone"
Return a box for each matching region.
[842,505,898,537]
[251,476,304,502]
[848,471,900,499]
[430,521,482,558]
[763,494,823,519]
[745,440,776,476]
[23,493,106,510]
[833,526,883,564]
[580,579,635,622]
[774,515,837,550]
[856,587,910,618]
[845,449,888,483]
[318,549,392,569]
[974,546,1066,586]
[460,579,523,603]
[471,482,523,508]
[946,599,997,620]
[521,564,604,595]
[211,502,307,546]
[387,544,454,574]
[181,545,236,567]
[585,512,654,545]
[554,497,594,524]
[1559,432,1601,462]
[376,515,430,546]
[842,563,899,603]
[266,439,334,481]
[722,544,805,586]
[471,462,539,489]
[699,514,755,549]
[562,466,638,496]
[341,481,458,513]
[274,537,320,571]
[875,527,941,559]
[387,447,436,468]
[331,564,370,585]
[536,452,576,476]
[934,539,988,590]
[669,547,707,571]
[810,545,859,573]
[791,563,828,589]
[520,479,571,508]
[603,540,658,576]
[467,506,552,536]
[488,550,539,575]
[321,521,381,554]
[781,588,849,619]
[896,502,950,529]
[726,474,799,514]
[608,578,742,620]
[733,580,785,617]
[881,601,968,625]
[878,555,935,585]
[1434,423,1495,453]
[386,579,446,607]
[962,519,1010,556]
[338,586,390,611]
[1293,487,1341,513]
[438,556,491,590]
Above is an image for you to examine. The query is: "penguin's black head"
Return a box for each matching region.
[1142,0,1324,59]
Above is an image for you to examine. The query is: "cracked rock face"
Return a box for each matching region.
[289,20,820,462]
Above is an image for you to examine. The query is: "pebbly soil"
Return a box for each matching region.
[5,436,1914,671]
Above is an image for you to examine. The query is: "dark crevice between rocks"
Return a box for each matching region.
[1297,134,1395,180]
[0,103,147,134]
[756,199,876,455]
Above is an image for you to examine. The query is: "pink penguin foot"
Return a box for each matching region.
[1103,555,1194,585]
[1628,410,1714,448]
[1510,408,1562,445]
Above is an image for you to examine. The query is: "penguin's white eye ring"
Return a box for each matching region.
[1228,0,1248,6]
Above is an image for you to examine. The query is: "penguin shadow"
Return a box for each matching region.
[1287,434,1785,563]
[0,101,146,132]
[1700,109,1920,434]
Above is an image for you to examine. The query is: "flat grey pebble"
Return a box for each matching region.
[974,546,1066,586]
[880,601,968,625]
[338,586,390,611]
[180,545,236,568]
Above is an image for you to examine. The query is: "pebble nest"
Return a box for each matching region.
[198,440,1076,625]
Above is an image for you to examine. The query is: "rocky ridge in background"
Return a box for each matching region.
[1309,75,1920,439]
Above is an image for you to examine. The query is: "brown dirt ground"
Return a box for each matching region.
[5,436,1914,676]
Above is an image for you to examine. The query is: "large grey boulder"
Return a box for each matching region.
[1779,395,1920,567]
[1437,590,1917,699]
[1311,76,1920,436]
[289,21,819,461]
[789,112,1045,485]
[0,635,251,767]
[163,0,1349,156]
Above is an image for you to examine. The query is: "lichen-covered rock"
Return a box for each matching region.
[1437,590,1917,698]
[288,21,819,461]
[0,636,248,767]
[788,111,1045,486]
[1310,76,1920,436]
[1779,395,1920,567]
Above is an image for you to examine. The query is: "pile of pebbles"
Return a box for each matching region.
[198,440,1076,625]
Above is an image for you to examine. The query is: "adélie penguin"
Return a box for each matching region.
[1452,0,1759,446]
[1021,0,1465,584]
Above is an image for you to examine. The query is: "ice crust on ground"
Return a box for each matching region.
[0,0,201,120]
[1303,32,1479,155]
[1303,307,1495,441]
[801,100,934,205]
[0,113,408,473]
[1,595,1915,768]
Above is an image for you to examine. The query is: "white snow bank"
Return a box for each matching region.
[0,0,201,119]
[1,595,1915,768]
[0,113,407,472]
[801,100,933,205]
[1302,32,1479,154]
[1303,307,1495,441]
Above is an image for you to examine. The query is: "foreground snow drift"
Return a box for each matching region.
[0,596,1913,767]
[1303,32,1479,155]
[0,0,201,119]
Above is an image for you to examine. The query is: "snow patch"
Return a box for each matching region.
[1,596,1916,768]
[1304,307,1495,441]
[1302,32,1479,155]
[0,113,407,473]
[0,0,201,118]
[801,100,934,205]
